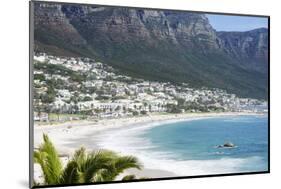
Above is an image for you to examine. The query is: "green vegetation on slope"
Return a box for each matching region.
[34,5,268,100]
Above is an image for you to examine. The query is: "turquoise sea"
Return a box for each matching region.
[98,115,268,176]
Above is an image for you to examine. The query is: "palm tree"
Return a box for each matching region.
[34,134,63,185]
[34,134,143,186]
[66,147,142,183]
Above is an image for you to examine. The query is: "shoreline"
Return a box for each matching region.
[33,112,266,180]
[35,111,264,128]
[34,112,264,152]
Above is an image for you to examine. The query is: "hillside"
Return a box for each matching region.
[33,2,269,99]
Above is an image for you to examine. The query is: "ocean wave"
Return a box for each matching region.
[222,115,267,123]
[95,120,266,176]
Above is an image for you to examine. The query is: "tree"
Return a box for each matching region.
[166,104,182,113]
[34,134,63,184]
[34,98,42,120]
[132,111,139,116]
[144,102,148,109]
[56,104,61,121]
[41,87,56,104]
[34,74,46,81]
[115,106,121,112]
[140,110,147,115]
[34,134,144,186]
[123,106,127,113]
[83,96,93,102]
[148,104,152,112]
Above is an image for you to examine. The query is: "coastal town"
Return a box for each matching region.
[33,53,268,122]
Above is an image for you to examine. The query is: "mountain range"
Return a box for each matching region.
[33,2,269,99]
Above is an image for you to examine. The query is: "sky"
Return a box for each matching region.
[206,14,268,32]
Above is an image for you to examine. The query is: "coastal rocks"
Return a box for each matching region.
[216,142,236,148]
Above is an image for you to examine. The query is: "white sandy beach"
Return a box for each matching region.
[33,112,263,181]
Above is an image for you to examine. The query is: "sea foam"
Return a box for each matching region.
[95,117,266,176]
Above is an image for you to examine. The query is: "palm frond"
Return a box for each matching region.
[34,150,45,165]
[72,147,86,172]
[33,150,49,184]
[91,168,111,182]
[114,155,142,173]
[34,135,146,185]
[35,133,63,185]
[82,150,115,183]
[59,160,79,184]
[104,154,143,181]
[73,147,86,162]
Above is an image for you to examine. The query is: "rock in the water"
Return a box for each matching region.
[223,142,235,148]
[216,142,235,148]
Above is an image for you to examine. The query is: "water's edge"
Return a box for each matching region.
[96,115,268,176]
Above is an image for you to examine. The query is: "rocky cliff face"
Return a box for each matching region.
[34,3,88,56]
[217,28,268,73]
[34,3,224,55]
[33,2,269,99]
[72,7,221,50]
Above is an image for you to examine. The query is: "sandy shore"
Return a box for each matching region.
[33,112,262,181]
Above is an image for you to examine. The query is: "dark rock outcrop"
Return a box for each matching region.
[217,28,268,73]
[217,142,236,148]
